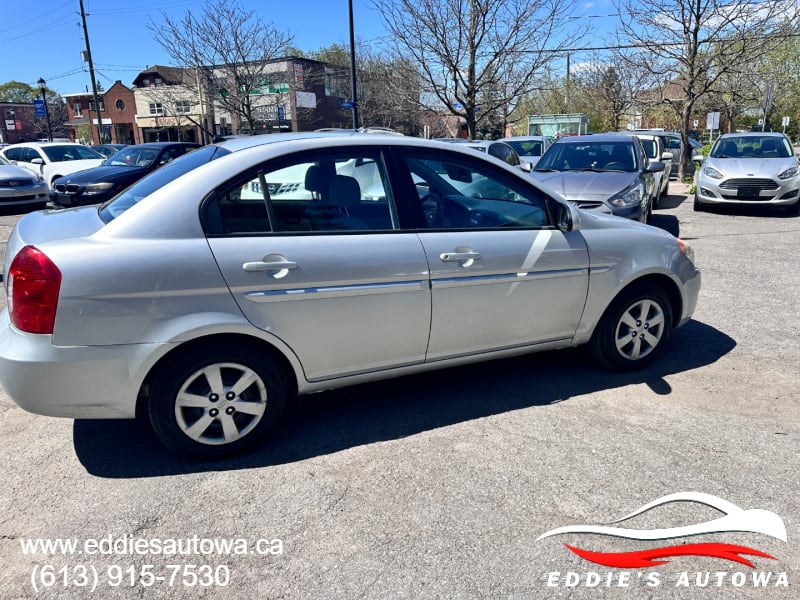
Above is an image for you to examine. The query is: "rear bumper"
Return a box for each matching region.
[0,311,159,419]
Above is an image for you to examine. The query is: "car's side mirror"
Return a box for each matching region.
[661,151,674,161]
[549,197,578,233]
[519,162,532,173]
[31,158,44,165]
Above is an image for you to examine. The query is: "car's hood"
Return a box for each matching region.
[56,164,146,184]
[705,157,797,177]
[532,171,638,201]
[0,164,43,180]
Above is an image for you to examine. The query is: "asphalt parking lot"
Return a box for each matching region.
[0,188,798,599]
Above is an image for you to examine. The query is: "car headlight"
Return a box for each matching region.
[610,183,644,207]
[778,166,798,180]
[83,182,116,195]
[702,165,723,179]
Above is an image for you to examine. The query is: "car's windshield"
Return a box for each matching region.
[42,145,103,161]
[505,140,544,157]
[104,146,161,168]
[535,141,637,172]
[99,145,229,222]
[711,136,793,159]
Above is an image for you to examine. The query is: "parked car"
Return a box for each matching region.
[436,138,529,171]
[694,132,800,214]
[51,142,201,207]
[531,134,664,222]
[0,132,700,457]
[0,154,49,211]
[90,143,127,158]
[498,135,553,168]
[0,142,104,188]
[631,132,672,207]
[635,130,702,176]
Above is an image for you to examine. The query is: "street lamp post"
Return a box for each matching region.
[37,78,53,142]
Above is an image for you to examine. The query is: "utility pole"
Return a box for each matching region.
[79,0,104,144]
[348,0,359,129]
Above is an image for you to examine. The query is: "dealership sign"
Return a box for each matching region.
[538,492,789,589]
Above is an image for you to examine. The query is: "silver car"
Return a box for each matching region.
[532,134,664,222]
[0,133,700,457]
[694,132,800,214]
[0,154,49,211]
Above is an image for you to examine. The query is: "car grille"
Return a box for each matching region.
[573,200,605,210]
[719,178,777,191]
[718,178,779,201]
[53,183,82,193]
[0,178,36,187]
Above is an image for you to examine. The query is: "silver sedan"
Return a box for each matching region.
[694,132,800,214]
[0,154,49,211]
[0,133,701,457]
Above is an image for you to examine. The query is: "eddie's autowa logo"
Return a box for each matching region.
[537,492,790,589]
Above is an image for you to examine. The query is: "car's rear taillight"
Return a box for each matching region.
[7,246,62,334]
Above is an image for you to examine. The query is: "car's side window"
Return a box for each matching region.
[4,147,22,161]
[22,148,41,162]
[402,152,549,230]
[202,150,397,236]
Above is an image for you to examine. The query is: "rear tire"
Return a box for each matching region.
[589,283,673,371]
[149,342,287,458]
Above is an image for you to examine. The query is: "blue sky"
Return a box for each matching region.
[1,0,387,96]
[2,0,621,97]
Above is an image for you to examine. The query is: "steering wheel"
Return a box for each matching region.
[421,193,444,227]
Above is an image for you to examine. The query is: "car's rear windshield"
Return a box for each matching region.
[99,145,230,222]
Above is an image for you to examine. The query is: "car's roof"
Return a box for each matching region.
[5,141,87,147]
[716,132,786,139]
[630,132,661,141]
[499,135,550,141]
[123,142,197,149]
[556,134,637,143]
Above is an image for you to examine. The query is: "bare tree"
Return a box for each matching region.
[572,54,653,132]
[615,0,799,179]
[147,0,293,134]
[373,0,586,139]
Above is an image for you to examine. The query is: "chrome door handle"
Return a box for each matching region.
[440,251,481,262]
[242,260,298,272]
[242,259,298,279]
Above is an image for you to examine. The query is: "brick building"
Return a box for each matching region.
[63,81,139,145]
[1,103,38,144]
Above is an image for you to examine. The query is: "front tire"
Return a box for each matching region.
[149,342,287,458]
[693,193,705,212]
[589,283,673,371]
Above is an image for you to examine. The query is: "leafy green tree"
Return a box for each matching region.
[0,81,58,103]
